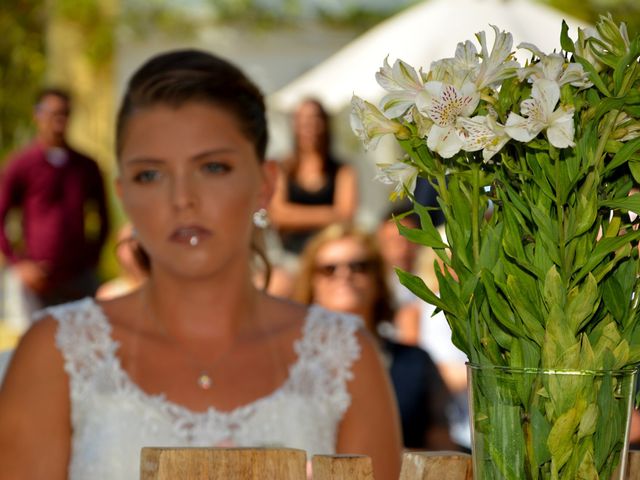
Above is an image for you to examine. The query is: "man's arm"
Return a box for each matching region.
[0,155,24,262]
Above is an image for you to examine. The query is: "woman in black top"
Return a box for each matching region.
[269,99,358,256]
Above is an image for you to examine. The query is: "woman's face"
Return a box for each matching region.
[117,101,273,279]
[311,236,378,318]
[294,101,327,152]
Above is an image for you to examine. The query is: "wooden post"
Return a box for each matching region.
[312,454,374,480]
[140,447,306,480]
[399,451,473,480]
[628,450,640,479]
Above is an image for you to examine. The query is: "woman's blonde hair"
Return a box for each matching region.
[294,223,395,328]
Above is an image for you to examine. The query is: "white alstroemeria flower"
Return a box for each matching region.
[416,81,480,158]
[428,58,456,83]
[447,40,480,86]
[376,57,425,117]
[505,78,575,148]
[375,161,419,200]
[350,96,410,151]
[475,25,520,89]
[458,115,510,161]
[428,41,480,88]
[518,42,591,88]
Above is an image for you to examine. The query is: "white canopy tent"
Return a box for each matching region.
[265,0,591,229]
[268,0,591,114]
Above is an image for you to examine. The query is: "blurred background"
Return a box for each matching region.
[1,0,639,300]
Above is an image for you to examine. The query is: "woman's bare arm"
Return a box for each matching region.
[337,329,402,480]
[0,317,71,479]
[269,165,358,231]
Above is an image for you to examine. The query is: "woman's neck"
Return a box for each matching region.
[142,267,262,342]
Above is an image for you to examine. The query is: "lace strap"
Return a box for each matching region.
[292,306,363,414]
[45,298,116,384]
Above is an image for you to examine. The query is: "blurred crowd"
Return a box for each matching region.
[0,88,471,453]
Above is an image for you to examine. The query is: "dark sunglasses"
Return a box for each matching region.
[314,259,375,277]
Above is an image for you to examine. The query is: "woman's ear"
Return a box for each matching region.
[258,160,279,208]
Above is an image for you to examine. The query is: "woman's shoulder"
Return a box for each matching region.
[1,313,66,392]
[264,297,364,364]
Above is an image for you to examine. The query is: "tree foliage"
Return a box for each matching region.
[0,0,46,159]
[544,0,640,36]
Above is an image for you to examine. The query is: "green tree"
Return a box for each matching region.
[544,0,640,36]
[0,0,46,159]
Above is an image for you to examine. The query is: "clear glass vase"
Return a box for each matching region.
[467,364,637,480]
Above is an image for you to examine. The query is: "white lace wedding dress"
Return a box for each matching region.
[48,298,362,479]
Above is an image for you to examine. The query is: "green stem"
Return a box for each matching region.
[472,164,481,266]
[555,157,567,280]
[434,170,451,225]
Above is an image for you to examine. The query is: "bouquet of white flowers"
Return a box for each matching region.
[352,15,640,480]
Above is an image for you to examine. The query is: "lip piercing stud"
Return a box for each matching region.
[189,236,199,246]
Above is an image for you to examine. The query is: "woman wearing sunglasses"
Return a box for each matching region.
[295,223,455,450]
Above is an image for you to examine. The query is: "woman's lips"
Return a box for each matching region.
[169,226,211,245]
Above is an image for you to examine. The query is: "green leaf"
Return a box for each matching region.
[602,274,626,324]
[573,229,640,285]
[396,217,447,249]
[603,136,640,175]
[543,266,565,312]
[613,38,640,94]
[629,159,640,183]
[574,54,611,97]
[565,273,599,334]
[569,191,597,239]
[505,275,545,345]
[395,268,448,312]
[488,403,525,479]
[577,403,599,439]
[480,270,523,337]
[576,445,598,480]
[560,20,575,53]
[530,406,552,466]
[547,407,580,470]
[600,192,640,215]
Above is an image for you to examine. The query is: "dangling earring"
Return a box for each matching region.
[252,208,270,229]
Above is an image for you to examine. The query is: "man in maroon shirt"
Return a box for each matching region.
[0,88,109,313]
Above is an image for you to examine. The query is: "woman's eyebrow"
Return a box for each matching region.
[191,147,237,160]
[122,157,165,166]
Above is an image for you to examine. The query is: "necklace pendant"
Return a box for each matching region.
[198,373,212,390]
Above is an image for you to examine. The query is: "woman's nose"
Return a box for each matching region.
[171,175,199,210]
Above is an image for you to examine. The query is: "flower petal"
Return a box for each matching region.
[427,125,464,158]
[531,78,560,118]
[547,106,575,148]
[505,112,540,143]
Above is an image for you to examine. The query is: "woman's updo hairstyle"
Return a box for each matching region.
[115,50,271,280]
[116,49,267,160]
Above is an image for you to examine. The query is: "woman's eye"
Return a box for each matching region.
[202,162,231,174]
[133,170,161,183]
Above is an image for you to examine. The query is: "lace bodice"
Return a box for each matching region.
[49,298,362,480]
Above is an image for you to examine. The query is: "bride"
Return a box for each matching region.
[0,49,402,479]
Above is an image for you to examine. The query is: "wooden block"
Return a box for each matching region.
[312,454,374,480]
[627,450,640,479]
[140,447,307,480]
[399,451,472,480]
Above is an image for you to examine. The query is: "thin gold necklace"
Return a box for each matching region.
[144,297,234,390]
